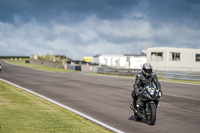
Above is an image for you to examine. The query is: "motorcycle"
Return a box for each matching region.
[132,82,162,125]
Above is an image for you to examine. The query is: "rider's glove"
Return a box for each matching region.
[135,87,142,96]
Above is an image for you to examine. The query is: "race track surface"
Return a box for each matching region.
[0,61,200,133]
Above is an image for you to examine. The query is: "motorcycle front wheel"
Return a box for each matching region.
[147,103,156,125]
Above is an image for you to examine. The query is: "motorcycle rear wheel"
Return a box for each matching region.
[148,103,156,125]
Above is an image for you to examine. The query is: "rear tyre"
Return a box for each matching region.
[148,103,156,125]
[134,112,142,121]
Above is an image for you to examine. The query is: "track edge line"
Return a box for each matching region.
[0,78,125,133]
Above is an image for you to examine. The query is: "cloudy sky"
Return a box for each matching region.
[0,0,200,60]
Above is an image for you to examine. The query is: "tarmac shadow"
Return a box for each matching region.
[129,115,148,124]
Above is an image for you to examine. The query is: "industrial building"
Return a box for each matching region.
[93,54,147,69]
[145,47,200,72]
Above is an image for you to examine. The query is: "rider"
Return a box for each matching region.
[130,63,162,109]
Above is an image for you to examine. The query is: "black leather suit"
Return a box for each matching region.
[132,71,161,103]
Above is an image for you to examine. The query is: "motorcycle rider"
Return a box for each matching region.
[130,63,162,109]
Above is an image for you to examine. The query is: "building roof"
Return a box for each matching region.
[94,53,146,57]
[124,54,146,56]
[93,54,124,57]
[147,47,200,51]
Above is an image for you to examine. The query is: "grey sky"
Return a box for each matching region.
[0,0,200,59]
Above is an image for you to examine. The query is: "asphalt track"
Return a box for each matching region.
[0,61,200,133]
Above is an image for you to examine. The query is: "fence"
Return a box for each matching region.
[30,59,65,68]
[97,67,140,76]
[97,67,200,81]
[155,71,200,81]
[67,65,81,71]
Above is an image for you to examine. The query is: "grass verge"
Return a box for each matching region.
[158,77,200,84]
[6,60,75,72]
[0,80,112,133]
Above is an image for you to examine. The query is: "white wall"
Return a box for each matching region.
[97,54,124,66]
[93,54,147,69]
[147,47,200,72]
[130,56,147,69]
[147,48,168,69]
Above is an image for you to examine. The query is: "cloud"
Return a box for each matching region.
[0,0,139,23]
[1,14,199,59]
[0,16,147,59]
[0,0,200,60]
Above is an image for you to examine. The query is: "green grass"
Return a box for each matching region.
[0,80,113,133]
[7,60,75,72]
[90,73,200,84]
[158,77,200,84]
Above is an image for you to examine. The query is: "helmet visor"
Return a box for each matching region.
[144,69,152,75]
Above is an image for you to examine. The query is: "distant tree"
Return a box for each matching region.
[39,55,72,61]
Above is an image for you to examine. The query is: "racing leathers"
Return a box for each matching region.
[131,71,161,108]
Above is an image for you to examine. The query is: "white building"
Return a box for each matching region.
[145,47,200,72]
[93,54,147,69]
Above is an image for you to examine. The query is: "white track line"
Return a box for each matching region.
[0,78,125,133]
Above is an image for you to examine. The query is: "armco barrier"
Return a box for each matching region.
[97,67,141,76]
[97,67,200,81]
[67,65,81,71]
[155,71,200,81]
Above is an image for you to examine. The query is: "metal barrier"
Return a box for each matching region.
[97,67,200,81]
[97,67,141,76]
[67,65,81,71]
[155,71,200,81]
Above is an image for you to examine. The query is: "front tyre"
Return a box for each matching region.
[148,103,156,125]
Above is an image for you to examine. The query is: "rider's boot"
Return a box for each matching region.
[130,90,137,110]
